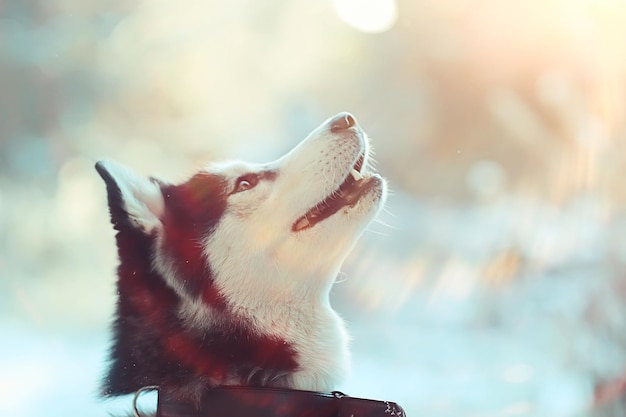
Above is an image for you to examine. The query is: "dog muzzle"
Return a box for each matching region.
[133,386,407,417]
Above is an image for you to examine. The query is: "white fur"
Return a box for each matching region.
[195,116,386,391]
[101,114,387,392]
[97,160,164,233]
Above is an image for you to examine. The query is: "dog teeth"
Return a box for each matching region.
[350,169,363,181]
[294,217,310,231]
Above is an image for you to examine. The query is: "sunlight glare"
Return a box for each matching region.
[332,0,398,33]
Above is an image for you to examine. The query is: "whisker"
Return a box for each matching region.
[364,227,389,236]
[373,217,398,230]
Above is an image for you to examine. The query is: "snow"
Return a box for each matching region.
[3,190,625,416]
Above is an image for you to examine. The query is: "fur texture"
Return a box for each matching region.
[96,112,387,404]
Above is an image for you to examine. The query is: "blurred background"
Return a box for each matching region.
[2,0,626,415]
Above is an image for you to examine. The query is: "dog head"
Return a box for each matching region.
[97,113,387,398]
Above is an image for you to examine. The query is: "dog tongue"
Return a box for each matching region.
[292,172,372,232]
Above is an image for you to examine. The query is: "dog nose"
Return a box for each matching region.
[329,112,357,132]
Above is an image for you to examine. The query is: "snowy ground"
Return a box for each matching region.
[3,190,626,417]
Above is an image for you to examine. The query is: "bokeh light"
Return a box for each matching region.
[2,0,626,416]
[332,0,398,33]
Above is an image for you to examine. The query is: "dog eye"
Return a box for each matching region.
[233,174,259,193]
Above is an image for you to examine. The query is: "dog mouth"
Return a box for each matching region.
[292,153,378,232]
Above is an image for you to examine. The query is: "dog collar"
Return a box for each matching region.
[133,385,406,417]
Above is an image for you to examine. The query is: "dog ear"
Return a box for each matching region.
[95,160,164,234]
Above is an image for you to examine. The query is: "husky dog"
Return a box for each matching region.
[96,112,387,404]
